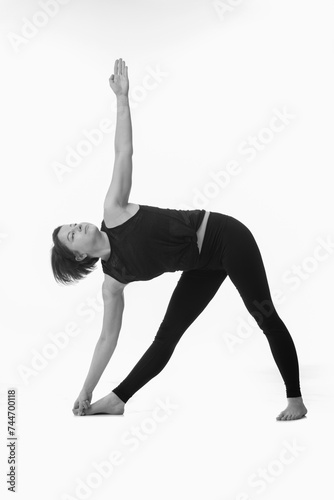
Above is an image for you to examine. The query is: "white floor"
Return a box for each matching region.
[2,361,332,500]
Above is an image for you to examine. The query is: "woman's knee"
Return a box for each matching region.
[248,298,279,330]
[154,322,185,346]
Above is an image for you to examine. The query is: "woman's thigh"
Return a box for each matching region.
[222,216,276,322]
[155,268,228,343]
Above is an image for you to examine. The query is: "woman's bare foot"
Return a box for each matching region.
[276,397,308,421]
[73,392,125,416]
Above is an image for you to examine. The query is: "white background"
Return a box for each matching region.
[1,0,333,498]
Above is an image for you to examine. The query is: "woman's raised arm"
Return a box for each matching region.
[104,58,133,209]
[110,58,132,153]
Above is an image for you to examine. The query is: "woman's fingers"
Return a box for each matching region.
[114,58,127,76]
[78,403,86,415]
[81,400,90,410]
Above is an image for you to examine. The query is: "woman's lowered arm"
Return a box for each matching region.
[72,281,126,416]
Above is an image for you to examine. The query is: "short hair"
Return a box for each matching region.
[50,225,99,285]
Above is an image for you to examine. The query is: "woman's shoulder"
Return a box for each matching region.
[102,274,127,294]
[103,202,140,229]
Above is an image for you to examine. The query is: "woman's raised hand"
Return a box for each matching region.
[109,58,129,97]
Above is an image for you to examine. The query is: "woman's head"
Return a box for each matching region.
[51,222,100,285]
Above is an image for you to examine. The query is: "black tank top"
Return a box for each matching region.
[100,204,206,284]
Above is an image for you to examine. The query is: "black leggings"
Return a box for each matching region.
[113,212,302,403]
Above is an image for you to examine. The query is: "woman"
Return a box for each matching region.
[51,58,307,421]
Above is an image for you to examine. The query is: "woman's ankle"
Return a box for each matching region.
[111,391,125,405]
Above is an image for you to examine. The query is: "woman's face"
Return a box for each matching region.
[57,222,99,258]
